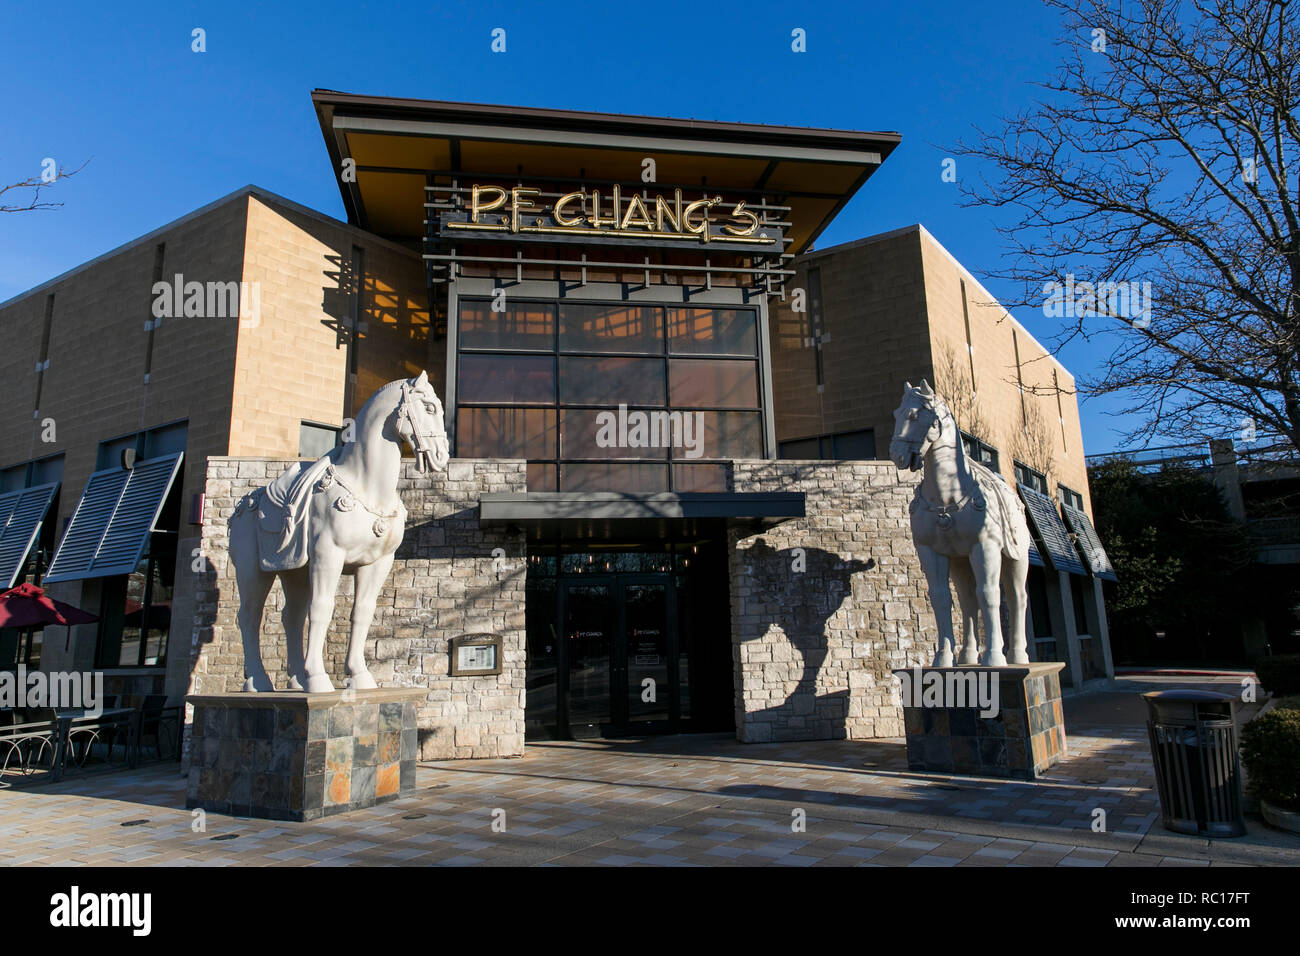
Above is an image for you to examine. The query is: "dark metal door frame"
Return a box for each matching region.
[554,572,679,739]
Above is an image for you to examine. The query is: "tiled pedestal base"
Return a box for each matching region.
[185,687,425,821]
[891,662,1067,780]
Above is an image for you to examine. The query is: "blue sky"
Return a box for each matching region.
[1,0,1139,452]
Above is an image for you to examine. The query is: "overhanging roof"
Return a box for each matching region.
[312,90,900,251]
[479,491,804,537]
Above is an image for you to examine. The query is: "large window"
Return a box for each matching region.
[456,300,764,492]
[1014,460,1049,494]
[0,454,63,670]
[1059,484,1084,510]
[91,423,186,668]
[777,429,876,461]
[961,432,1000,471]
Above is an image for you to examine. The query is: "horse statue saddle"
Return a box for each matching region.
[252,455,333,572]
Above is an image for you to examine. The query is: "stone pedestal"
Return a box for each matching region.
[891,662,1067,780]
[185,687,426,821]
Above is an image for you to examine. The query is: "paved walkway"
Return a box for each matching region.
[1,676,1296,867]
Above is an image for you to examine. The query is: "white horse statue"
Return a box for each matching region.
[888,380,1031,667]
[229,372,449,692]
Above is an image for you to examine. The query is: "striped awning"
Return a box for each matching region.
[1062,503,1118,582]
[1018,485,1086,575]
[43,454,182,584]
[0,482,60,588]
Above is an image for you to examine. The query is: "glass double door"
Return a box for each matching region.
[562,575,678,737]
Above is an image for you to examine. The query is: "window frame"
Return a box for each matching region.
[454,296,764,491]
[960,432,1000,471]
[1014,460,1050,495]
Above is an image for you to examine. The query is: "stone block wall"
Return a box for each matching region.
[729,459,953,743]
[189,456,527,761]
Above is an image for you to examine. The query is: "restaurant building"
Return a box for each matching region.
[0,91,1115,759]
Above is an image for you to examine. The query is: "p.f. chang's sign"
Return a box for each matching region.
[437,184,785,254]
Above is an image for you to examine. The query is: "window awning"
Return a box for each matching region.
[1018,485,1086,575]
[0,482,60,588]
[43,454,182,584]
[1061,503,1118,582]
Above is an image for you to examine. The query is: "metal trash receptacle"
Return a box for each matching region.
[1143,689,1246,837]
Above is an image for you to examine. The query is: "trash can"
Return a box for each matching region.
[1143,690,1246,837]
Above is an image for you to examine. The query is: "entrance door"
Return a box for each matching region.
[622,579,673,731]
[563,581,615,737]
[557,575,677,737]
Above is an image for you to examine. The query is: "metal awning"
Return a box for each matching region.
[0,482,60,588]
[43,454,182,584]
[1061,503,1118,582]
[311,90,900,253]
[479,491,804,537]
[1018,485,1086,575]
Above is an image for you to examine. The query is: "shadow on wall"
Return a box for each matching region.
[737,537,873,741]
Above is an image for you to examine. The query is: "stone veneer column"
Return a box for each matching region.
[188,457,527,764]
[728,460,950,743]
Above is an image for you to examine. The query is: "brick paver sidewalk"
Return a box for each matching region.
[3,708,1297,866]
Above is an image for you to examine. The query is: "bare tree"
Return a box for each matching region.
[954,0,1300,455]
[1,159,89,213]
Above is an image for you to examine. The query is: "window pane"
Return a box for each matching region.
[558,356,665,406]
[143,422,188,459]
[139,557,172,667]
[457,408,557,459]
[559,304,662,354]
[672,463,729,492]
[97,435,138,471]
[832,429,876,460]
[29,455,63,487]
[118,563,149,666]
[678,411,763,460]
[560,462,669,492]
[526,462,557,492]
[459,300,554,351]
[458,354,555,405]
[667,308,757,355]
[299,422,340,459]
[669,359,759,408]
[561,408,670,460]
[778,438,822,460]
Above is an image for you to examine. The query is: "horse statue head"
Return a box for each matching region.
[888,379,954,472]
[392,371,449,473]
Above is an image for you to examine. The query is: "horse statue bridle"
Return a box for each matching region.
[895,397,947,472]
[395,381,446,474]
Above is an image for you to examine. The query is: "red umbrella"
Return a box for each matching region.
[0,583,99,651]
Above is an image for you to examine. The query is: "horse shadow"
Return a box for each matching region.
[736,538,874,741]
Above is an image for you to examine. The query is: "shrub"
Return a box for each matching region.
[1255,655,1300,696]
[1240,709,1300,812]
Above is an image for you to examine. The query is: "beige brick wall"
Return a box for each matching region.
[771,228,934,447]
[770,225,1095,517]
[0,187,439,703]
[917,230,1092,513]
[0,194,249,698]
[230,195,430,458]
